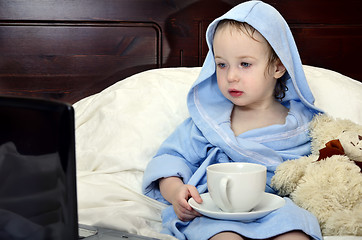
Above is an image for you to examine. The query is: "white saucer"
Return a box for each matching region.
[188,192,285,221]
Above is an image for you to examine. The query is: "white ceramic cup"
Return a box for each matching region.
[206,162,267,212]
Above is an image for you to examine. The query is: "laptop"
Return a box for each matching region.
[0,96,158,240]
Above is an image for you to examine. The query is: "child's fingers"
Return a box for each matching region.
[173,185,203,221]
[180,197,193,211]
[187,185,203,204]
[174,201,198,221]
[190,208,202,217]
[180,206,202,221]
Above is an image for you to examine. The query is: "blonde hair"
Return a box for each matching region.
[214,19,287,100]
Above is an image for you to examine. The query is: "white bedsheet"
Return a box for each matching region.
[74,66,362,240]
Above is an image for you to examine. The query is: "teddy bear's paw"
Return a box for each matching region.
[271,155,317,196]
[322,207,362,236]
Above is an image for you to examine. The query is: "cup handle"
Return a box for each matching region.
[219,177,232,211]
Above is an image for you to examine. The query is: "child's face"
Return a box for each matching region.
[213,25,283,110]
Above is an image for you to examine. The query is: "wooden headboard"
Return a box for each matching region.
[1,0,361,104]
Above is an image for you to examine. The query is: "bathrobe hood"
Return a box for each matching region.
[187,1,321,148]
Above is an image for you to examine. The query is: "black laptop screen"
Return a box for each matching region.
[0,96,78,240]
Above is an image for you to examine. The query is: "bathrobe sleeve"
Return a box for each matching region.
[142,118,212,204]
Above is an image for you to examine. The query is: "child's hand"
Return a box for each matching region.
[170,184,203,222]
[159,177,203,222]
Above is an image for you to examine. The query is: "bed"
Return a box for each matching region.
[0,1,361,239]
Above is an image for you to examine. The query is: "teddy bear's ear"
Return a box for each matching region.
[317,139,345,161]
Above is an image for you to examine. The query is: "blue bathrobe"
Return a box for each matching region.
[143,1,323,239]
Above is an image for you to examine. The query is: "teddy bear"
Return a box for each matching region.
[271,114,362,236]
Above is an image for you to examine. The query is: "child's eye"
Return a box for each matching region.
[241,62,251,68]
[217,63,226,69]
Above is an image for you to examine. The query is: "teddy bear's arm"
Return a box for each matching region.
[271,155,318,196]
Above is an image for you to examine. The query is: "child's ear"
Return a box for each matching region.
[273,60,286,79]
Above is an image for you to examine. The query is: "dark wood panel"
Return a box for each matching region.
[0,22,161,102]
[1,0,361,24]
[266,0,362,24]
[0,0,222,22]
[291,25,362,81]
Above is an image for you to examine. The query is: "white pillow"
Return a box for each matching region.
[74,67,198,172]
[304,65,362,125]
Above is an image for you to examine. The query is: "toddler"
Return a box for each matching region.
[143,1,323,239]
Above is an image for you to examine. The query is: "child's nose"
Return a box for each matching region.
[227,67,240,82]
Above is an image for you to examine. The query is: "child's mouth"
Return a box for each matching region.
[229,89,243,97]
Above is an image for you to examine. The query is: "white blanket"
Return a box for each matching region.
[74,66,362,240]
